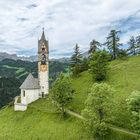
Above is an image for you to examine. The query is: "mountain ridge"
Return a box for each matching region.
[0,52,71,63]
[0,51,89,63]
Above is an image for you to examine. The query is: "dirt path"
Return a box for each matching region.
[109,125,140,137]
[66,109,140,138]
[66,109,86,120]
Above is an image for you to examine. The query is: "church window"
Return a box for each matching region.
[42,48,45,52]
[23,90,25,97]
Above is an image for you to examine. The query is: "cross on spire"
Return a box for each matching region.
[41,27,46,40]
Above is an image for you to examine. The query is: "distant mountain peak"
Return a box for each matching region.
[0,52,70,63]
[0,52,37,62]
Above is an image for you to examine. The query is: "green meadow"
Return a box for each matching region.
[0,55,140,140]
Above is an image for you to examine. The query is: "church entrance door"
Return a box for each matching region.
[42,92,44,98]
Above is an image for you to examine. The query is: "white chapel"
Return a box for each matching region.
[14,29,49,111]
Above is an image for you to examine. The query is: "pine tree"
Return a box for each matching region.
[88,39,101,55]
[117,49,127,60]
[80,57,89,72]
[105,30,122,60]
[70,43,82,76]
[128,36,136,56]
[136,35,140,54]
[89,50,109,81]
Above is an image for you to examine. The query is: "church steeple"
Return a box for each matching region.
[38,28,49,53]
[40,27,46,40]
[38,28,49,96]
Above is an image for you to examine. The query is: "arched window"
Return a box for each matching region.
[42,48,45,52]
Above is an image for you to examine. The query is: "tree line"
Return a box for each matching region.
[70,29,140,80]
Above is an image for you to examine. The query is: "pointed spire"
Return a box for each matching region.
[41,27,46,40]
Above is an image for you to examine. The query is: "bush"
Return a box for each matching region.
[82,83,114,138]
[49,73,74,117]
[126,91,140,133]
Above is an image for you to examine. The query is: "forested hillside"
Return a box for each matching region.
[0,59,69,82]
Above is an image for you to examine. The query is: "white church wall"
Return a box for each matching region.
[14,96,27,111]
[38,60,49,96]
[21,89,40,104]
[21,89,27,104]
[14,103,27,111]
[39,71,49,95]
[27,89,40,104]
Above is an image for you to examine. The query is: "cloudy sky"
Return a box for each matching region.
[0,0,140,58]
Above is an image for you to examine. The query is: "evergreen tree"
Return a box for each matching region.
[50,73,74,117]
[105,30,122,60]
[128,36,136,56]
[136,35,140,54]
[117,49,128,60]
[70,43,82,76]
[0,77,21,108]
[89,50,110,81]
[88,39,101,56]
[80,57,89,72]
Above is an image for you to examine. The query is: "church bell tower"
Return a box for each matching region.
[38,28,49,97]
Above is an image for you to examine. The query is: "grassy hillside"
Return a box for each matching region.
[107,56,140,129]
[0,99,89,140]
[71,56,140,129]
[70,55,140,139]
[0,56,140,139]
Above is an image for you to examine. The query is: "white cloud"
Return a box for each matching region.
[0,0,140,58]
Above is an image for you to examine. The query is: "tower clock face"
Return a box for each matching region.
[40,64,47,72]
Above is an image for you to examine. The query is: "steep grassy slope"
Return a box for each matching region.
[0,99,89,140]
[108,55,140,98]
[71,56,140,127]
[70,71,93,112]
[0,55,140,140]
[70,55,140,139]
[107,56,140,129]
[71,56,140,108]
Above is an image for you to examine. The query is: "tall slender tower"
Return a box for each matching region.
[38,28,49,97]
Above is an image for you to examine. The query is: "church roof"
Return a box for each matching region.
[20,73,40,89]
